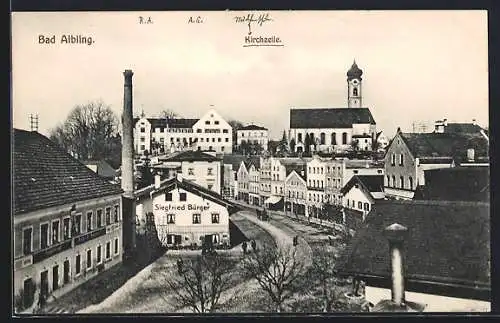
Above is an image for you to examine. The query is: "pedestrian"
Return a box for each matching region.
[293,235,299,246]
[251,239,257,252]
[242,241,248,254]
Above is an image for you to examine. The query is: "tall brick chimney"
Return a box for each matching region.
[122,69,136,258]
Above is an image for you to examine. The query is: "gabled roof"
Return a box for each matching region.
[238,124,268,131]
[286,169,307,184]
[243,156,261,170]
[338,199,490,300]
[160,150,220,162]
[134,117,199,129]
[81,159,117,179]
[285,165,307,181]
[222,154,248,171]
[400,131,489,162]
[290,108,376,129]
[414,167,489,202]
[13,129,123,215]
[135,176,237,213]
[340,175,384,198]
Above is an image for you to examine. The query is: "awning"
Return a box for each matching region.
[264,196,283,205]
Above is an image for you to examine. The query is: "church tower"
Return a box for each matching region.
[347,60,363,108]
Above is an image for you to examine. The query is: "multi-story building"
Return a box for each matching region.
[325,158,384,206]
[248,163,261,206]
[222,164,236,199]
[340,174,385,218]
[289,61,377,154]
[270,157,286,199]
[156,150,222,195]
[133,108,232,156]
[237,161,249,203]
[13,129,124,313]
[135,175,235,249]
[306,156,327,218]
[384,128,489,200]
[192,109,233,154]
[237,124,269,152]
[133,114,198,156]
[259,157,272,206]
[284,169,308,217]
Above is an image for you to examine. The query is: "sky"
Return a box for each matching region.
[12,10,488,140]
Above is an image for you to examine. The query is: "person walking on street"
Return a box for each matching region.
[251,239,257,252]
[242,241,248,254]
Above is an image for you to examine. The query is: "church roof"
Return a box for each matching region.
[290,108,376,129]
[347,60,363,81]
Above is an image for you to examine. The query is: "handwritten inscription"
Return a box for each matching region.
[139,16,153,24]
[234,13,273,35]
[188,16,204,24]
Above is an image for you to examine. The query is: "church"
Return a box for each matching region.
[289,61,377,154]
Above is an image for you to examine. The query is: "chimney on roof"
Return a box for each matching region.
[443,118,448,127]
[384,223,408,307]
[434,120,445,133]
[467,148,475,162]
[472,118,477,126]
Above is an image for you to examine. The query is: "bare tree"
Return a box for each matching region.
[49,100,120,164]
[163,254,237,313]
[159,109,180,118]
[241,246,305,312]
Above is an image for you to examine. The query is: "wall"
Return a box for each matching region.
[365,286,490,312]
[192,109,232,154]
[290,128,354,152]
[134,118,152,154]
[343,185,372,215]
[384,132,418,197]
[150,187,230,247]
[284,171,308,216]
[237,129,269,151]
[180,160,221,195]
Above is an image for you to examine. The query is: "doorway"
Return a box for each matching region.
[63,260,70,285]
[23,278,34,308]
[52,265,59,291]
[40,270,49,298]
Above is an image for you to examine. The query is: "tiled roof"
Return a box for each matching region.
[161,150,221,162]
[13,129,123,215]
[243,156,261,170]
[290,108,376,129]
[444,123,484,134]
[239,124,268,131]
[285,165,307,180]
[414,167,489,202]
[400,132,489,162]
[338,200,490,295]
[222,154,247,171]
[340,175,384,197]
[134,117,199,129]
[81,159,117,179]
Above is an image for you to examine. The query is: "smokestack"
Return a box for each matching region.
[122,69,135,197]
[121,69,136,259]
[384,223,408,307]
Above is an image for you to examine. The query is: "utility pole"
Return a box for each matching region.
[29,114,39,132]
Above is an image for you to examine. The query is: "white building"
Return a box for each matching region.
[155,150,222,195]
[192,109,233,154]
[133,108,232,156]
[237,124,269,152]
[289,61,377,154]
[340,175,385,218]
[135,176,235,249]
[248,163,261,206]
[306,156,328,217]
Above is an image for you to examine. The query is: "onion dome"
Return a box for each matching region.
[347,60,363,81]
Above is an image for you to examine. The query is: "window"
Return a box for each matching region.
[218,138,221,142]
[223,129,229,133]
[75,254,81,275]
[140,137,145,142]
[165,192,173,201]
[140,145,145,150]
[353,170,359,174]
[140,127,145,133]
[211,213,220,224]
[197,129,202,133]
[400,176,405,189]
[391,154,396,166]
[40,223,49,248]
[352,200,355,207]
[179,192,187,201]
[342,132,347,145]
[114,238,119,255]
[97,209,103,228]
[399,154,404,166]
[188,168,194,175]
[364,203,370,211]
[353,87,358,96]
[160,137,164,143]
[96,245,102,264]
[105,207,111,225]
[205,121,210,125]
[392,176,396,187]
[225,138,229,142]
[409,176,413,190]
[212,138,215,142]
[86,249,92,269]
[86,211,93,232]
[298,133,302,142]
[386,175,390,187]
[320,133,326,145]
[106,241,111,259]
[23,227,32,255]
[192,214,201,224]
[52,220,60,244]
[208,184,213,190]
[63,217,71,240]
[167,214,175,224]
[207,168,213,175]
[114,205,119,222]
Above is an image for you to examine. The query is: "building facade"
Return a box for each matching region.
[237,161,249,203]
[13,130,124,313]
[248,164,261,206]
[306,156,327,218]
[284,170,308,217]
[135,176,234,249]
[237,124,269,152]
[259,157,272,206]
[192,109,233,154]
[340,175,385,218]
